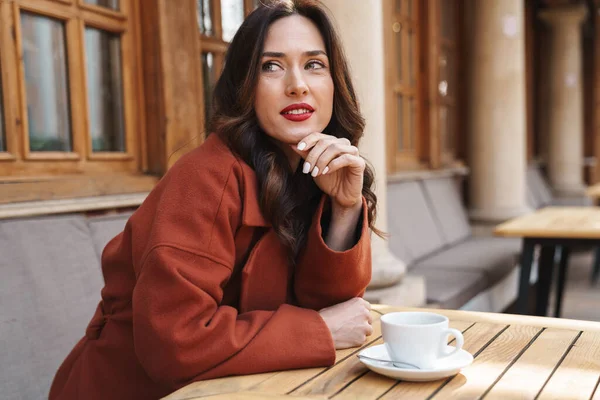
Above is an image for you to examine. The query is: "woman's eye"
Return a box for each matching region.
[306,60,325,70]
[261,62,281,72]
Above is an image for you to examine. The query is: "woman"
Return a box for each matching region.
[50,0,379,398]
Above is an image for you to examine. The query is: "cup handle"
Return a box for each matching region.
[438,328,464,359]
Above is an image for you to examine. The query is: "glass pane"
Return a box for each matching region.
[21,13,72,152]
[395,27,402,82]
[440,105,454,155]
[441,0,455,39]
[253,0,261,8]
[438,48,454,97]
[197,0,214,36]
[408,97,415,150]
[408,30,415,85]
[85,28,126,152]
[202,52,216,126]
[447,106,455,154]
[221,0,244,42]
[396,95,403,151]
[85,0,119,11]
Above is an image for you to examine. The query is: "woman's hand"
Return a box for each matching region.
[293,133,365,210]
[318,297,373,349]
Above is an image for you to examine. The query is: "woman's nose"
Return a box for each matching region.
[285,69,309,97]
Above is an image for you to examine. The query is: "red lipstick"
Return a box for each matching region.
[280,103,315,122]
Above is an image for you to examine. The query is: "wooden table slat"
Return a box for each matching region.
[161,373,275,400]
[538,331,600,400]
[493,207,600,239]
[191,392,327,399]
[591,380,600,400]
[483,328,580,400]
[431,324,542,399]
[378,322,508,400]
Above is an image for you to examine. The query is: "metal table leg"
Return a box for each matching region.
[536,244,556,317]
[518,238,535,315]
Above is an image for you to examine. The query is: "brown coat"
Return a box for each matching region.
[49,133,372,400]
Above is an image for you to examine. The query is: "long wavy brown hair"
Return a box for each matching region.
[210,0,380,262]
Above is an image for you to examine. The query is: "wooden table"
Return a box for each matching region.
[587,184,600,206]
[163,306,600,400]
[495,207,600,317]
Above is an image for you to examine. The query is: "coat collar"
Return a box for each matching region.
[239,160,271,228]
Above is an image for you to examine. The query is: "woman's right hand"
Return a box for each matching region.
[318,297,374,349]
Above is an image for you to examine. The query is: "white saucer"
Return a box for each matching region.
[358,344,473,382]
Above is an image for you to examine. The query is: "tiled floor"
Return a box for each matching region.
[550,250,600,322]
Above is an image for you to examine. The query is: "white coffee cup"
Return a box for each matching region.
[380,312,464,369]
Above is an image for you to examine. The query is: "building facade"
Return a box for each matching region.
[0,0,598,303]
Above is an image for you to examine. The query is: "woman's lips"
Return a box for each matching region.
[281,111,314,122]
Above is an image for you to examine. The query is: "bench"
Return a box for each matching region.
[0,213,130,400]
[387,175,522,311]
[526,165,592,208]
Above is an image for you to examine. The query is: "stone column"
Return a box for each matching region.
[540,5,587,196]
[467,0,531,222]
[321,0,416,297]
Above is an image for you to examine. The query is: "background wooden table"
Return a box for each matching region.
[494,207,600,317]
[587,184,600,206]
[163,306,600,400]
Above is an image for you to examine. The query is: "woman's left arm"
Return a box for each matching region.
[293,195,371,310]
[292,132,374,310]
[325,200,363,251]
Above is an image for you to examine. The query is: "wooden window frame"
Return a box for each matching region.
[384,0,424,173]
[430,0,461,168]
[384,0,464,174]
[198,0,256,132]
[0,0,154,204]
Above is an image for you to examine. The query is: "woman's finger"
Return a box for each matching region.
[322,154,365,175]
[302,138,337,176]
[296,132,330,153]
[312,144,359,176]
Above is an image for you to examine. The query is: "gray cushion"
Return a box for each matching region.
[411,267,488,309]
[552,196,593,207]
[387,181,446,264]
[527,167,553,207]
[88,213,131,258]
[411,237,521,287]
[0,215,104,400]
[420,178,471,246]
[526,183,541,209]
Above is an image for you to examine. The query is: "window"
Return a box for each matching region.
[384,0,462,173]
[197,0,258,128]
[0,0,149,203]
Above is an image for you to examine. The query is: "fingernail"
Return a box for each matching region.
[297,142,307,151]
[303,162,311,174]
[311,166,319,177]
[322,166,329,174]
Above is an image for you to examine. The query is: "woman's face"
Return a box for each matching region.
[254,15,334,153]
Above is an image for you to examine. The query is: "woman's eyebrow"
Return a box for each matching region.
[262,50,328,58]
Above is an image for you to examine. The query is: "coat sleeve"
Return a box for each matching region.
[293,196,372,311]
[130,161,335,390]
[132,247,335,389]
